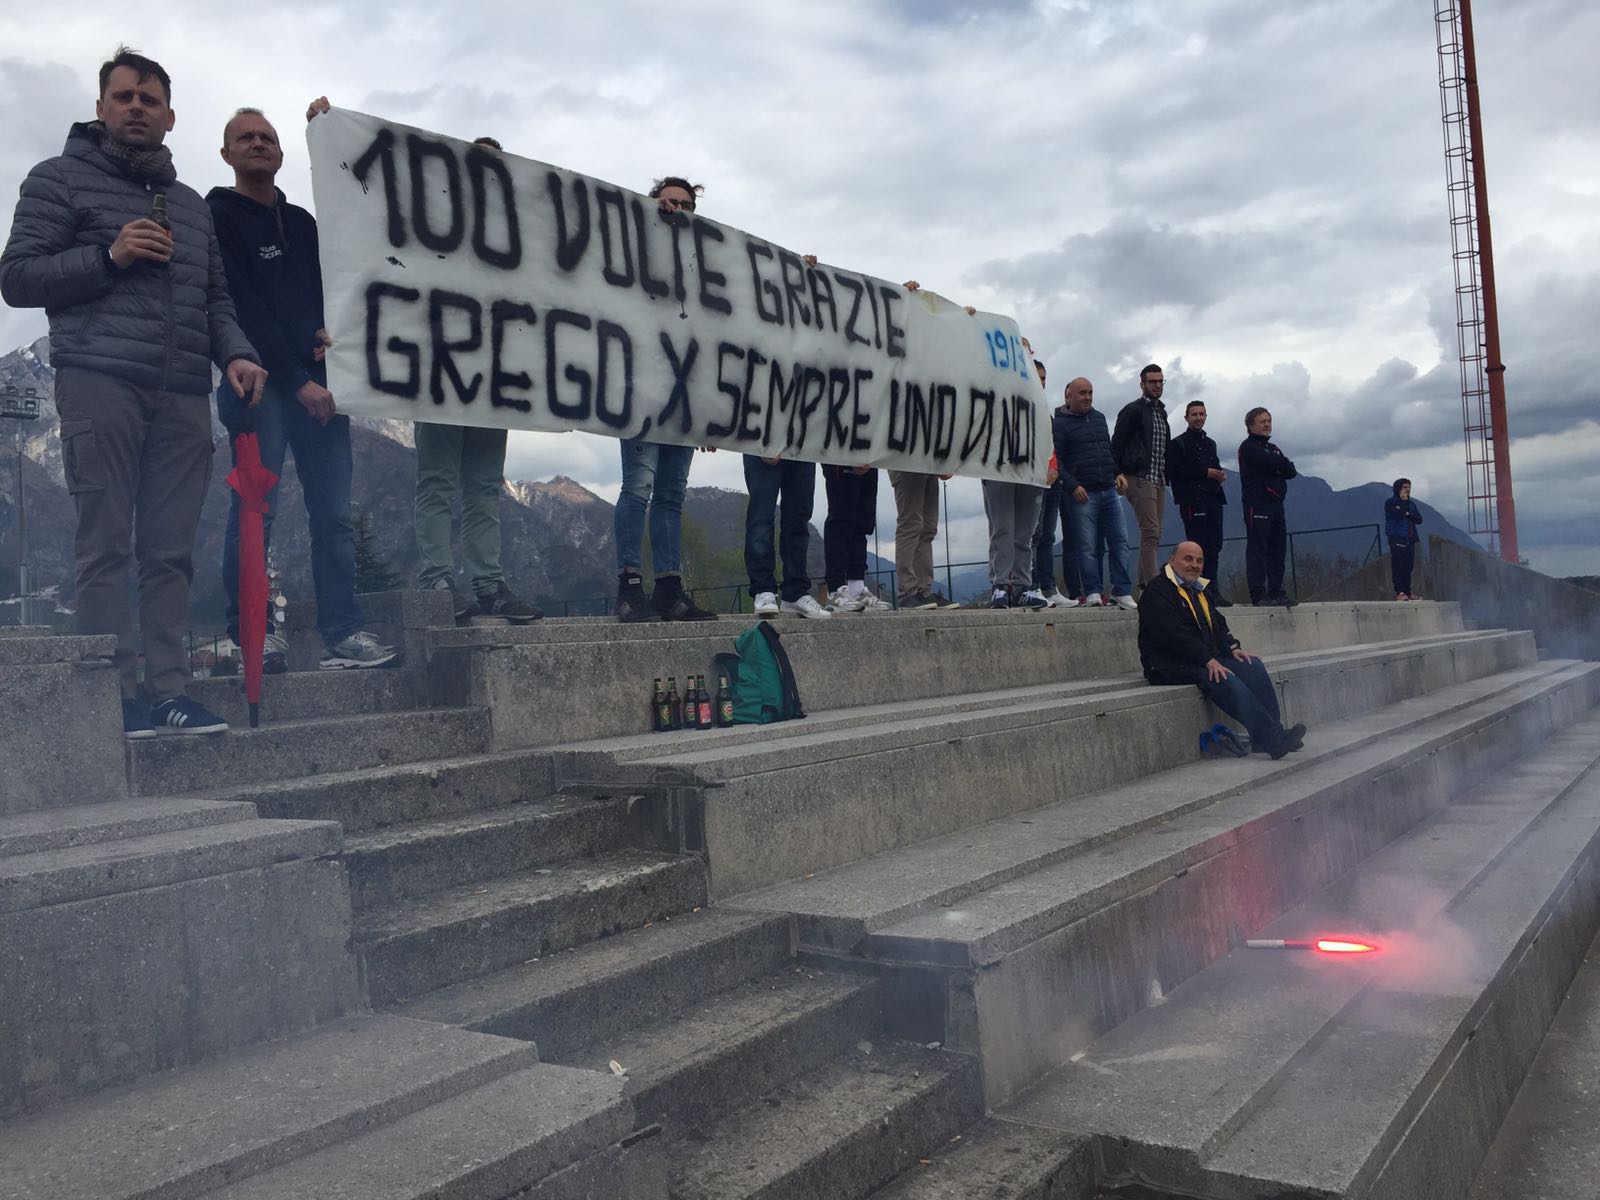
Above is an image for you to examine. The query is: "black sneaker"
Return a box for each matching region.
[477,582,543,624]
[1282,722,1307,751]
[989,587,1011,609]
[431,578,480,625]
[616,572,661,624]
[652,576,718,622]
[149,695,229,735]
[1268,592,1299,608]
[122,698,155,741]
[928,590,959,608]
[901,592,938,610]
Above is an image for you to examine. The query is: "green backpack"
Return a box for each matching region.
[728,623,806,725]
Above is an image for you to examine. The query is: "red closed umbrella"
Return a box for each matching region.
[226,433,278,728]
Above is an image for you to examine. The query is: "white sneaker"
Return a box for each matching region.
[1081,592,1103,607]
[320,630,402,670]
[859,587,894,612]
[1047,590,1074,609]
[781,594,833,619]
[1110,593,1138,611]
[753,591,780,617]
[827,586,868,613]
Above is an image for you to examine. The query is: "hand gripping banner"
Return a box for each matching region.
[308,108,1050,484]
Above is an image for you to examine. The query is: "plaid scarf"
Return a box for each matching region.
[86,121,176,186]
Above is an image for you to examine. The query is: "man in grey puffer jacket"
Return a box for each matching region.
[1,46,268,738]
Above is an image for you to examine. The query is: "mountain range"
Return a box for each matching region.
[0,336,1476,623]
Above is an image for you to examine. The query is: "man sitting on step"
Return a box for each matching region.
[1137,541,1306,759]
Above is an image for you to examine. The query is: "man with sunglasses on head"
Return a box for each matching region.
[612,176,719,623]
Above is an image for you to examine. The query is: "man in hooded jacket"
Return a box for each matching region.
[1,46,266,738]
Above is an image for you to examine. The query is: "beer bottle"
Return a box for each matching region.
[715,673,734,727]
[696,673,714,730]
[151,193,171,231]
[682,672,701,739]
[651,677,666,732]
[666,676,682,730]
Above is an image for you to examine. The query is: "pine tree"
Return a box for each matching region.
[353,508,402,594]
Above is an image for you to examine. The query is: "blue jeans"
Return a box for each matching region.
[1031,484,1083,595]
[743,457,815,602]
[1198,656,1285,749]
[1067,486,1132,596]
[217,381,362,647]
[614,437,695,574]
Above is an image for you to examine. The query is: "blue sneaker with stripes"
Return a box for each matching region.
[149,695,229,735]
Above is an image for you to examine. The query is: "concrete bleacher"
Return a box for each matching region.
[0,597,1597,1199]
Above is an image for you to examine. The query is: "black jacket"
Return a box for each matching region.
[1111,396,1168,480]
[1238,433,1296,507]
[206,186,326,393]
[1,123,257,395]
[1053,406,1119,492]
[1167,427,1225,507]
[1137,567,1240,685]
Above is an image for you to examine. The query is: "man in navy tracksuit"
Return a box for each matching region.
[1237,407,1297,607]
[1384,478,1424,600]
[1167,399,1231,606]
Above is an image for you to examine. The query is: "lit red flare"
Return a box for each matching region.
[1246,937,1381,955]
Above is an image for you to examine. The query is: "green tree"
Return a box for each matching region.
[353,507,402,594]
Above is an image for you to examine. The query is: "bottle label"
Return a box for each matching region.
[658,703,672,727]
[698,701,712,726]
[719,700,734,723]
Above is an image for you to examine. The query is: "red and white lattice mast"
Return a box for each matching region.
[1433,0,1518,563]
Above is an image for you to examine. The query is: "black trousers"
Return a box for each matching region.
[1390,537,1415,595]
[1244,502,1286,601]
[1179,501,1225,591]
[822,465,879,589]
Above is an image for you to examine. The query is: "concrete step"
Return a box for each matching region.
[395,907,794,1060]
[200,746,560,834]
[869,1117,1094,1199]
[125,706,492,796]
[185,664,432,725]
[858,661,1600,1107]
[1000,712,1600,1200]
[0,812,357,1117]
[552,629,1518,775]
[435,602,1469,748]
[200,1064,638,1200]
[571,964,880,1132]
[735,658,1578,954]
[356,848,709,1006]
[1469,929,1600,1199]
[0,817,341,913]
[0,796,256,857]
[668,1040,983,1200]
[342,794,637,911]
[0,1014,630,1200]
[606,629,1536,898]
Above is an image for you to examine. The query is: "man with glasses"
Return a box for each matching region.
[1113,363,1171,593]
[612,176,718,623]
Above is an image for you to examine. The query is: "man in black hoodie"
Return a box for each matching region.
[1166,399,1231,606]
[209,106,397,670]
[1237,406,1297,607]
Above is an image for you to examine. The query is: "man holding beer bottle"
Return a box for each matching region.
[1,46,265,737]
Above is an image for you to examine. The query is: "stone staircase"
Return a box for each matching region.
[2,599,1598,1199]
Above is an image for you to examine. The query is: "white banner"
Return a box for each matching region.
[307,108,1049,484]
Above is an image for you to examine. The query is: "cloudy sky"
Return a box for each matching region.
[3,0,1596,575]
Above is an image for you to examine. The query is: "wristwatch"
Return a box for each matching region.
[102,245,118,273]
